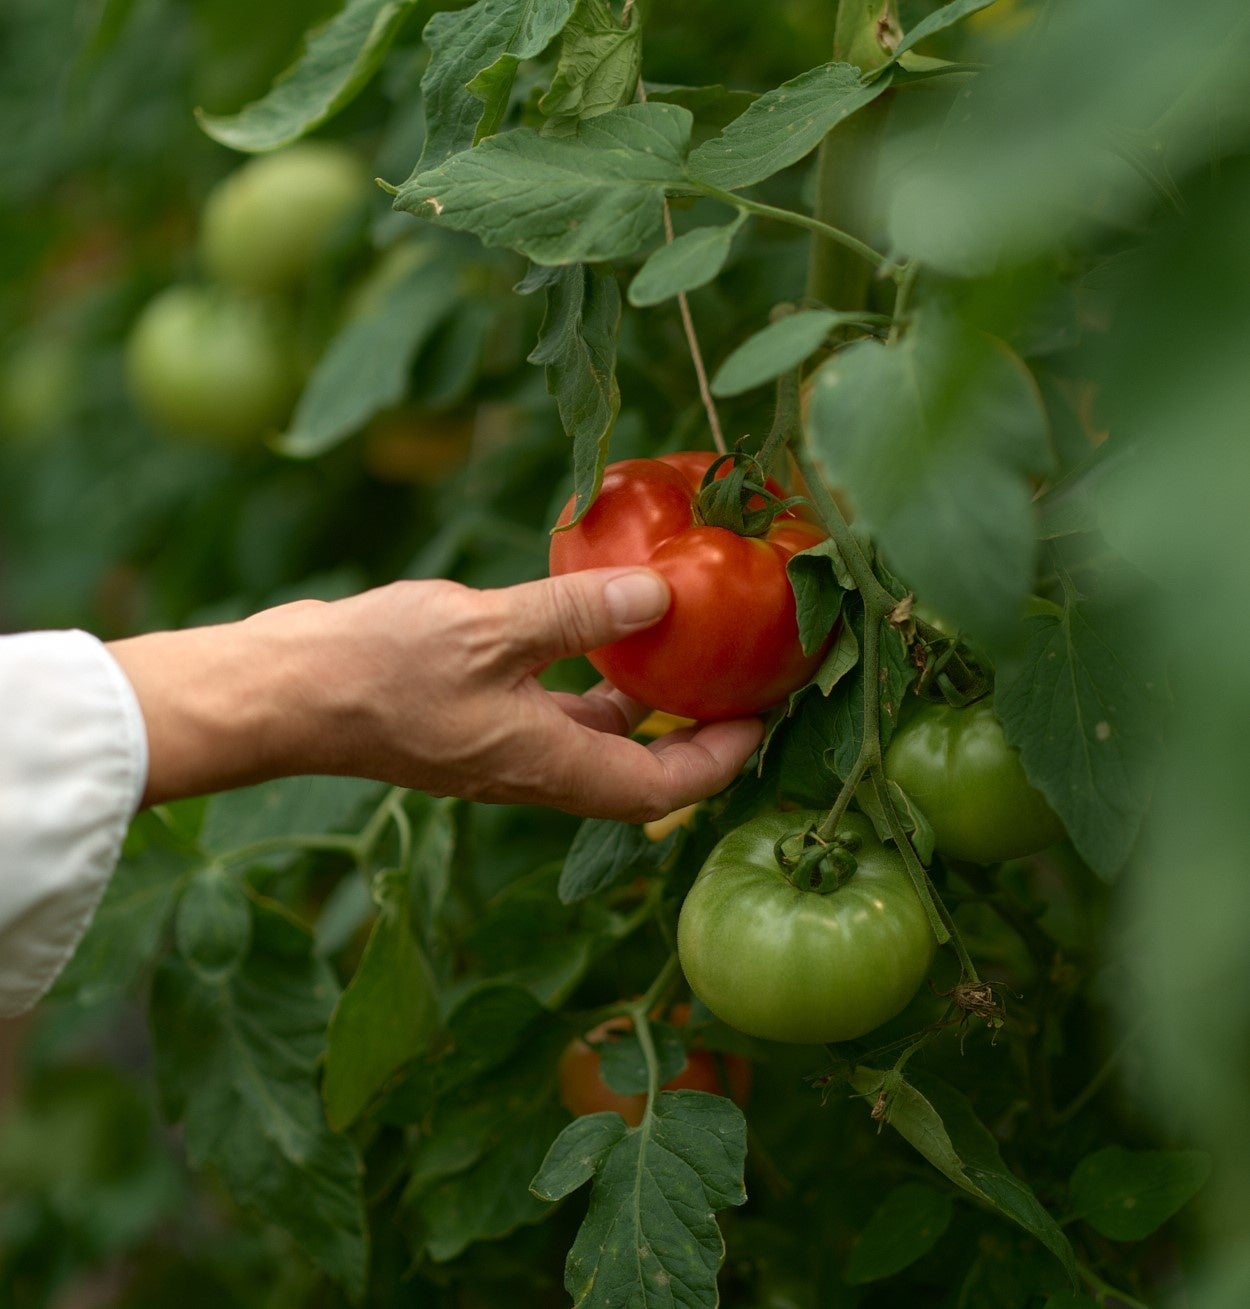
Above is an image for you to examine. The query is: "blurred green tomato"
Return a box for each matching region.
[200,142,369,293]
[124,284,299,443]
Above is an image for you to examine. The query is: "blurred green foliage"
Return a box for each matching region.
[2,0,1249,1305]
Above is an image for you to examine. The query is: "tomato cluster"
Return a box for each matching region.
[124,143,367,445]
[549,451,829,720]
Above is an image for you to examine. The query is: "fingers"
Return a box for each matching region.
[548,683,651,736]
[533,714,765,822]
[493,568,670,671]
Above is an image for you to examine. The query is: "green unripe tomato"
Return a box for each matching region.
[124,284,300,443]
[884,699,1065,865]
[677,811,936,1045]
[200,142,368,293]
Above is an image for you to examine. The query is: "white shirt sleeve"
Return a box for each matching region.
[0,630,149,1016]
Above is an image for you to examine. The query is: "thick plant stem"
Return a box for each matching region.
[806,96,894,313]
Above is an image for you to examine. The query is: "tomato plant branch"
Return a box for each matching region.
[693,182,898,278]
[1053,1021,1145,1127]
[1078,1263,1151,1309]
[789,441,899,613]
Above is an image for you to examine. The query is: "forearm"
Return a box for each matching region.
[106,603,327,807]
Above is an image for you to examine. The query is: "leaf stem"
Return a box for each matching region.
[636,77,726,454]
[693,182,899,278]
[869,767,953,951]
[1078,1262,1151,1309]
[630,954,682,1110]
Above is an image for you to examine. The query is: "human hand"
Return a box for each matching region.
[108,569,765,820]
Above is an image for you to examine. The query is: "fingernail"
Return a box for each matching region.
[604,571,669,626]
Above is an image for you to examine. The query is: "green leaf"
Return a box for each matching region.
[787,539,849,657]
[1044,1296,1100,1309]
[687,62,890,193]
[806,311,1050,649]
[466,865,596,1005]
[276,246,462,457]
[711,309,871,398]
[407,794,459,953]
[174,867,252,981]
[855,775,936,866]
[538,0,641,130]
[558,817,673,903]
[382,982,548,1123]
[394,102,692,264]
[196,0,420,151]
[1069,1146,1210,1241]
[889,0,996,63]
[531,1090,748,1306]
[200,776,386,868]
[417,0,578,169]
[884,4,1243,273]
[404,1022,568,1260]
[627,216,744,307]
[850,1068,1078,1284]
[645,82,759,145]
[51,844,187,1005]
[597,1021,687,1096]
[151,899,366,1297]
[466,53,522,143]
[521,262,621,522]
[322,868,439,1130]
[995,587,1167,879]
[845,1182,953,1284]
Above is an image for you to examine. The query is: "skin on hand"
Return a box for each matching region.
[106,568,765,821]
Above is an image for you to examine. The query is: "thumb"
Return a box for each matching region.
[498,568,670,670]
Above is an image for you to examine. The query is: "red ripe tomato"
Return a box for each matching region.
[557,1005,752,1128]
[548,451,829,720]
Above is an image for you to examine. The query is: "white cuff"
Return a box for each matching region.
[0,629,149,1015]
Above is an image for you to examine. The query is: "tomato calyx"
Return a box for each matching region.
[773,825,860,894]
[694,451,806,537]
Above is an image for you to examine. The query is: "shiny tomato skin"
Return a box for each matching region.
[883,699,1065,865]
[557,1008,752,1128]
[548,454,828,720]
[677,811,937,1045]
